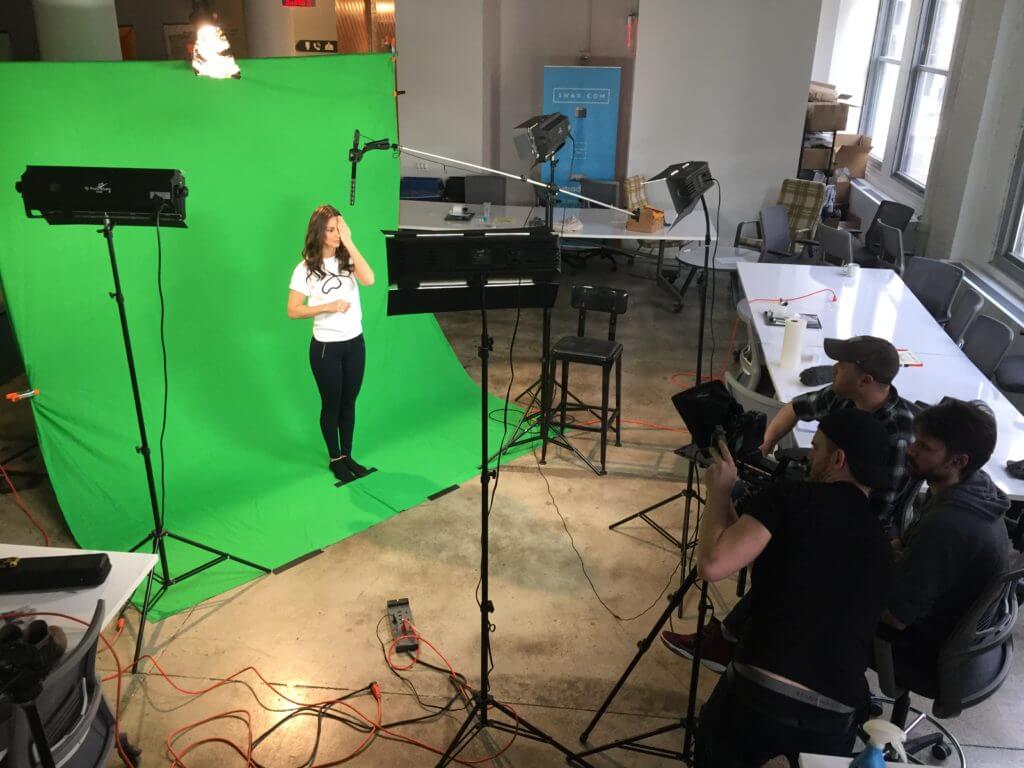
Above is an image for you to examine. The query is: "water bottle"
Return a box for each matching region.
[482,201,491,226]
[850,719,906,767]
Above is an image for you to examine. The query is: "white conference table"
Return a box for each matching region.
[736,263,1024,500]
[0,543,157,649]
[398,200,718,306]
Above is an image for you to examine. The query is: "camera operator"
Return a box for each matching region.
[693,409,894,767]
[879,399,1008,692]
[761,336,915,535]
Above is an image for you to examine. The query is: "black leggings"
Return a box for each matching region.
[309,335,365,458]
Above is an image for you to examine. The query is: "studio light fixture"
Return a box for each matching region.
[513,113,571,167]
[190,0,240,79]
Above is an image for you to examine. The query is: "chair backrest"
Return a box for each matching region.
[962,314,1014,378]
[464,175,506,205]
[903,257,964,324]
[6,600,115,768]
[932,565,1024,718]
[776,178,826,241]
[877,221,907,274]
[864,200,915,253]
[570,284,628,340]
[624,174,647,211]
[723,371,795,451]
[759,205,792,257]
[815,223,853,266]
[946,288,984,346]
[580,178,619,207]
[441,175,465,203]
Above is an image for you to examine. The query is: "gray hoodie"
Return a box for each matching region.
[889,470,1010,649]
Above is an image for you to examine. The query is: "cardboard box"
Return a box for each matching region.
[626,205,665,234]
[806,102,850,131]
[833,179,851,204]
[801,147,833,170]
[834,133,873,178]
[809,80,838,102]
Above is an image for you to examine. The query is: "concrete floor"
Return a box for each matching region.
[2,248,1022,767]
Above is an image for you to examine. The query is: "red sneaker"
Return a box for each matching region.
[661,617,734,673]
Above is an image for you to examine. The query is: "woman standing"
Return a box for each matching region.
[287,204,375,484]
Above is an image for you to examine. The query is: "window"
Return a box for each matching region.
[860,0,962,190]
[996,139,1024,280]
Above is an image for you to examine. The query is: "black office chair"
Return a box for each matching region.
[945,288,984,347]
[755,205,819,264]
[441,175,466,203]
[561,179,621,272]
[544,285,628,475]
[903,257,965,325]
[853,200,915,265]
[962,314,1014,378]
[1,600,118,768]
[873,566,1024,765]
[464,175,506,205]
[860,221,908,273]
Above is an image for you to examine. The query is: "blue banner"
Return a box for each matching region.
[542,65,621,205]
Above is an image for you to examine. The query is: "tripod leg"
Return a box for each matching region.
[614,356,622,446]
[580,568,698,742]
[165,531,270,573]
[436,697,487,767]
[131,565,158,672]
[682,579,712,762]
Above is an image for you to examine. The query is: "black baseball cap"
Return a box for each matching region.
[818,409,892,489]
[824,335,900,385]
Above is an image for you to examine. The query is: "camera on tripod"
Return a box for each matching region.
[671,381,807,489]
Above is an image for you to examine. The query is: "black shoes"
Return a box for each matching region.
[328,455,377,485]
[342,456,371,478]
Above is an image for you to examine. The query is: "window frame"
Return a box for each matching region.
[994,138,1024,285]
[858,0,961,194]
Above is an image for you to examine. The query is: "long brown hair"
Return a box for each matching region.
[302,204,352,280]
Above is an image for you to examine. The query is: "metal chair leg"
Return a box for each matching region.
[559,359,569,432]
[614,355,622,446]
[600,364,610,474]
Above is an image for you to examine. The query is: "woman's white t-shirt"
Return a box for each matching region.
[289,256,363,342]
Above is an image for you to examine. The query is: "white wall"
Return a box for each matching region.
[812,0,840,83]
[394,0,486,177]
[628,0,821,239]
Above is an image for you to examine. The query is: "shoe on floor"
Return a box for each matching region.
[661,616,734,674]
[329,458,354,484]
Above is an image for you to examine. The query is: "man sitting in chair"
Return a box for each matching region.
[694,409,894,766]
[760,335,915,534]
[880,398,1009,691]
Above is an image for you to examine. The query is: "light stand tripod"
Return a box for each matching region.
[97,217,270,669]
[607,196,716,552]
[434,279,593,767]
[572,194,716,764]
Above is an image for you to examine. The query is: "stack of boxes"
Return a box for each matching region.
[802,81,873,228]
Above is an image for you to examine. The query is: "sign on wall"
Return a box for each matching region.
[541,65,621,204]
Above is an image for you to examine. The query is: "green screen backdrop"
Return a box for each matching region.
[0,55,524,619]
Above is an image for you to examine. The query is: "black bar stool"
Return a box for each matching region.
[543,285,628,474]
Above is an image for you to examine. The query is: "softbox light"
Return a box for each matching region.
[645,161,713,228]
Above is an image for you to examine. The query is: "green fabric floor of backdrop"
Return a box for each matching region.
[0,54,534,619]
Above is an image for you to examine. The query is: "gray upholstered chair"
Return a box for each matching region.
[945,288,984,347]
[962,314,1014,378]
[903,257,965,325]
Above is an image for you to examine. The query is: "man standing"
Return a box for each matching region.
[693,409,894,766]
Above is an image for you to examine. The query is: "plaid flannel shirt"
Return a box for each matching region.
[791,384,915,531]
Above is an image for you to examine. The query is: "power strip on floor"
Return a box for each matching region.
[387,597,419,654]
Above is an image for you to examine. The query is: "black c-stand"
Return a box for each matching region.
[384,230,591,767]
[572,194,717,764]
[101,216,270,669]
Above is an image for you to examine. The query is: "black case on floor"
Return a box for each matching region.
[0,553,112,593]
